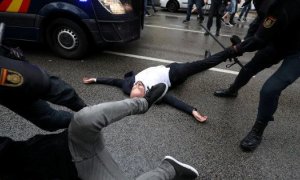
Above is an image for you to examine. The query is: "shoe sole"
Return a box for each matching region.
[164,156,199,177]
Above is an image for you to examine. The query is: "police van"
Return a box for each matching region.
[0,0,143,59]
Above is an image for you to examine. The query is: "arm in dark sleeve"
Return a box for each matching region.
[237,2,286,53]
[244,16,262,40]
[95,77,124,88]
[162,94,194,115]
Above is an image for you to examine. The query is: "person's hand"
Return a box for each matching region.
[8,47,25,61]
[225,45,242,59]
[192,110,208,123]
[83,77,96,84]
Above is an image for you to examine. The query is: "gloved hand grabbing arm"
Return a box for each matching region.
[225,45,243,59]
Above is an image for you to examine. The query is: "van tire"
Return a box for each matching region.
[46,18,88,59]
[166,0,179,12]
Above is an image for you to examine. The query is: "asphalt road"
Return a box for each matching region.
[1,10,299,179]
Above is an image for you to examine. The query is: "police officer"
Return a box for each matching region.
[216,0,300,151]
[0,50,87,131]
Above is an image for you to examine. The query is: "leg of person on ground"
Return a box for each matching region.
[168,50,230,87]
[240,53,300,151]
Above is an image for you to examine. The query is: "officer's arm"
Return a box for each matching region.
[236,2,285,53]
[244,16,262,40]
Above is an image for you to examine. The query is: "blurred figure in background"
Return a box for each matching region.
[204,0,224,36]
[238,0,252,22]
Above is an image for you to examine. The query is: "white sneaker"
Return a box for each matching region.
[163,156,199,179]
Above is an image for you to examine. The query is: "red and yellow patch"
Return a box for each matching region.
[263,16,277,28]
[0,68,23,87]
[0,0,31,13]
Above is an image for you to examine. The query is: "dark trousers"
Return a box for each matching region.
[168,51,228,87]
[257,52,300,123]
[186,0,204,20]
[1,75,86,131]
[207,2,222,31]
[238,3,251,19]
[230,46,284,92]
[0,131,78,180]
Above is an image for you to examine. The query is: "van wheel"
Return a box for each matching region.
[46,18,88,59]
[166,0,179,12]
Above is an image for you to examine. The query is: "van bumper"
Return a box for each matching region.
[83,17,141,44]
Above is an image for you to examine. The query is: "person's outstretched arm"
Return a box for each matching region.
[83,77,124,88]
[162,94,207,123]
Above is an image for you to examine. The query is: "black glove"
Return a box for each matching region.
[230,35,242,46]
[7,47,25,61]
[225,46,243,59]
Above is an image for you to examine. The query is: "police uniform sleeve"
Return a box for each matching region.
[236,1,287,53]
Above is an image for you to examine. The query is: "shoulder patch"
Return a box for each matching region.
[263,16,277,28]
[0,68,24,87]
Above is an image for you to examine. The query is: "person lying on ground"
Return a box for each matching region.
[83,50,237,123]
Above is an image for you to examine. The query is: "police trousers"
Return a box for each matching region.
[257,52,300,123]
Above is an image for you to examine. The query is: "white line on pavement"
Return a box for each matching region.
[104,51,239,75]
[144,24,232,37]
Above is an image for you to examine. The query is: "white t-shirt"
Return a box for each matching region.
[135,65,171,93]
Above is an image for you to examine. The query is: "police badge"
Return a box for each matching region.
[263,16,277,28]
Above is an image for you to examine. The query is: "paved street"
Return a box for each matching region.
[1,10,299,179]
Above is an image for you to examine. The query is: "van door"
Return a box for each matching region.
[0,0,37,40]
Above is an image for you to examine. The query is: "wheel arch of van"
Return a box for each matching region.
[33,2,104,59]
[37,2,98,44]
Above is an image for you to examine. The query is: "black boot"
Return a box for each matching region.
[240,121,268,152]
[144,83,168,107]
[214,86,238,97]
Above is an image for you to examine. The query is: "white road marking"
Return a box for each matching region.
[145,24,232,37]
[104,51,239,75]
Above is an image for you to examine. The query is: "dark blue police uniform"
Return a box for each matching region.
[0,55,86,131]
